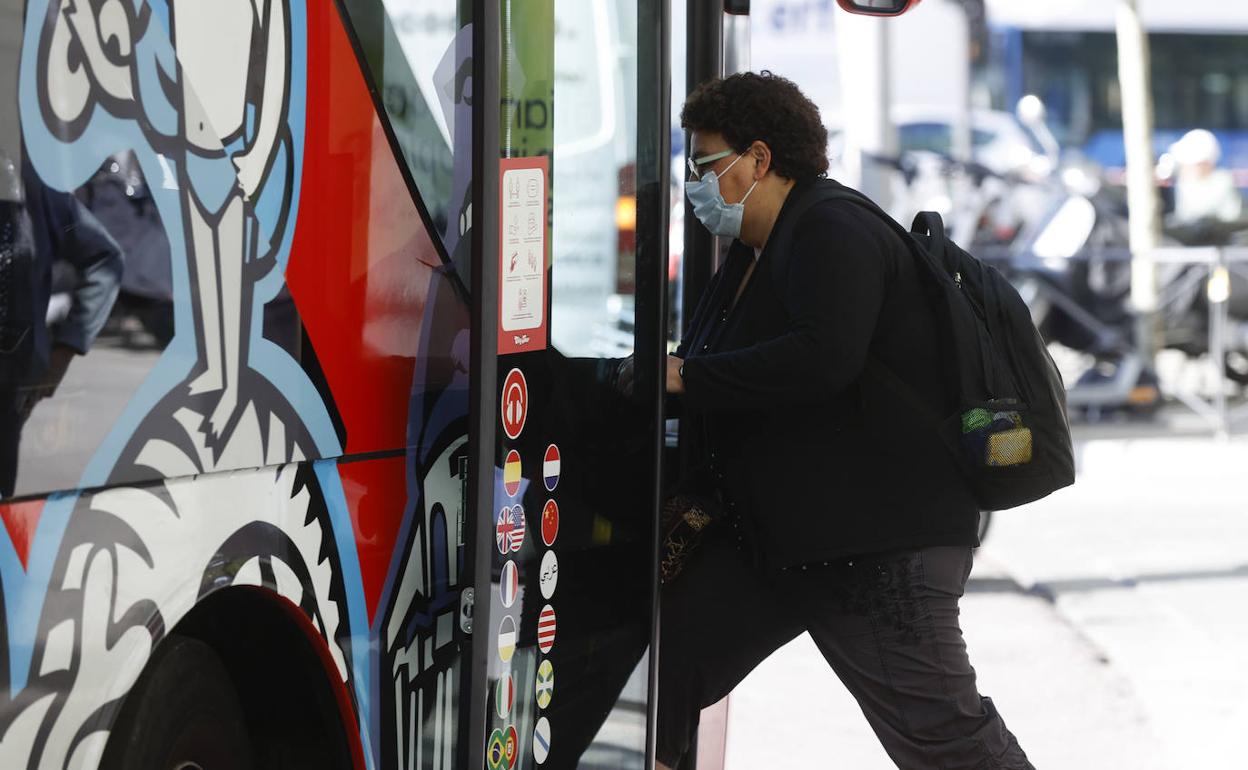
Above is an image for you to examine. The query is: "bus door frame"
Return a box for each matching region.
[465,1,672,767]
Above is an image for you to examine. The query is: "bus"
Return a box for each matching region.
[981,0,1248,187]
[0,1,907,769]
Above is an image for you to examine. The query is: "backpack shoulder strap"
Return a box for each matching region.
[763,180,867,282]
[764,179,956,283]
[765,181,961,427]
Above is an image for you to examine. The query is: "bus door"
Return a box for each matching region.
[466,1,670,769]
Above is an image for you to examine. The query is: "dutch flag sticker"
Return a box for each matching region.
[543,444,561,491]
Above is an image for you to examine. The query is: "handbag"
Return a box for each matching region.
[659,491,720,584]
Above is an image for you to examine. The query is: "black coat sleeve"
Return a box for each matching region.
[679,204,891,411]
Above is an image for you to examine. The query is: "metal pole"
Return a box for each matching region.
[836,12,894,209]
[1209,250,1231,437]
[681,0,723,335]
[637,0,672,766]
[1115,0,1161,362]
[466,2,501,767]
[945,0,972,165]
[723,1,750,76]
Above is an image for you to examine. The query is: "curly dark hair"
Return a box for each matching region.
[681,71,829,182]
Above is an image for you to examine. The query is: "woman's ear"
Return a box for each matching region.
[750,140,773,179]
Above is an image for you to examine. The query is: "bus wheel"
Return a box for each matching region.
[100,634,255,770]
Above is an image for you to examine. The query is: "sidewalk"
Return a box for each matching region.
[714,428,1248,769]
[717,556,1168,769]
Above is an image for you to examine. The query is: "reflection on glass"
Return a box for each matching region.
[484,1,652,769]
[0,151,128,498]
[551,0,640,358]
[338,0,474,273]
[1,7,172,497]
[3,0,329,497]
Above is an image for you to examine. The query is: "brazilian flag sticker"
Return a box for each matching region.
[487,728,506,770]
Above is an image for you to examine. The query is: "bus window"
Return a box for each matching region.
[1000,30,1248,177]
[337,0,472,273]
[475,0,661,767]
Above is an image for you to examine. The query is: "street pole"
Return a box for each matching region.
[836,12,894,210]
[1115,0,1161,361]
[946,0,972,165]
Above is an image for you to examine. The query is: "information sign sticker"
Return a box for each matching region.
[498,156,549,354]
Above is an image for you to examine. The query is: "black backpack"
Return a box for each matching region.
[779,180,1074,511]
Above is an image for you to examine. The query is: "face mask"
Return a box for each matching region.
[685,153,758,239]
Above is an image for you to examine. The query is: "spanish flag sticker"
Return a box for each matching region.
[504,450,522,498]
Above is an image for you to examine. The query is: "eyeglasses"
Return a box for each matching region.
[687,149,734,181]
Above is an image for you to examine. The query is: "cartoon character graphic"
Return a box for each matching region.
[25,0,328,469]
[1,2,362,766]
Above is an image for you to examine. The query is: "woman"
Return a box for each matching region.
[657,72,1033,769]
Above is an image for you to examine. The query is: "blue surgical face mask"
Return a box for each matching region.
[685,153,759,239]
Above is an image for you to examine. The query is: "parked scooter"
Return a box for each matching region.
[1006,164,1248,416]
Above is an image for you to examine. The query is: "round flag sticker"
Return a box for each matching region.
[541,499,559,547]
[495,673,515,719]
[501,368,528,440]
[535,659,554,709]
[500,560,519,608]
[543,444,561,491]
[539,550,558,600]
[538,604,557,654]
[533,717,552,764]
[497,615,517,662]
[496,505,525,554]
[503,450,522,497]
[505,725,519,769]
[488,728,506,770]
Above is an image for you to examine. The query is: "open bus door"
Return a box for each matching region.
[464,1,669,768]
[461,2,929,769]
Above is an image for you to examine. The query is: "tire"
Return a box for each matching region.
[1225,350,1248,386]
[100,634,256,770]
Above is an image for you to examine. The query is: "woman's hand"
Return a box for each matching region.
[666,356,685,394]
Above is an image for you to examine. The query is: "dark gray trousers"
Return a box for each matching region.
[656,537,1034,769]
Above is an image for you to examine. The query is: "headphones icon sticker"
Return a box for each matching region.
[502,368,528,439]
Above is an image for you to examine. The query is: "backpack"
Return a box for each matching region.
[777,180,1074,511]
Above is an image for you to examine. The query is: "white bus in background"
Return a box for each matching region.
[981,0,1248,188]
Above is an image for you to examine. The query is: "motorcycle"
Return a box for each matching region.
[1004,166,1248,418]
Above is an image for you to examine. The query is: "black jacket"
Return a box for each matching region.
[674,179,979,568]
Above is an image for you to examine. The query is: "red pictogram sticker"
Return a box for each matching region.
[501,368,528,440]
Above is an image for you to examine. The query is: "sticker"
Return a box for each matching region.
[538,604,557,654]
[496,673,515,719]
[505,725,519,770]
[500,559,519,608]
[498,156,549,355]
[496,505,525,554]
[503,450,522,497]
[488,728,506,770]
[541,499,559,547]
[533,717,552,764]
[543,444,561,491]
[501,368,528,440]
[539,550,558,600]
[497,615,517,662]
[535,659,554,709]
